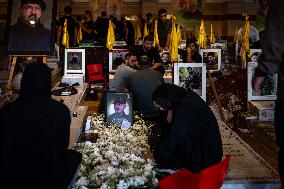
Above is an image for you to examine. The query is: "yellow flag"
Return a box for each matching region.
[62,19,69,48]
[210,24,215,44]
[135,24,141,41]
[143,23,149,39]
[77,26,83,44]
[241,14,250,67]
[153,20,160,47]
[106,20,115,50]
[176,24,181,45]
[234,26,238,43]
[170,18,178,62]
[197,20,207,49]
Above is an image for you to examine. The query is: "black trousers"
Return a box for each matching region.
[275,99,284,187]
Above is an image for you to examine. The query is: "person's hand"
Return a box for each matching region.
[164,46,169,51]
[252,76,265,93]
[158,46,164,52]
[186,46,191,54]
[167,110,173,124]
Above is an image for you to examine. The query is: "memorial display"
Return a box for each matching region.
[174,63,206,101]
[200,49,221,72]
[247,62,277,101]
[106,92,133,127]
[73,113,157,189]
[109,49,129,72]
[248,49,262,63]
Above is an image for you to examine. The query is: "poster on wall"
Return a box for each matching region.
[6,0,56,54]
[94,0,121,19]
[174,0,202,38]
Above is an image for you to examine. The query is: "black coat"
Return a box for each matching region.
[154,91,223,173]
[0,63,80,189]
[8,19,51,53]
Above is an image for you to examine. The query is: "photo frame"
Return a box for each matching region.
[174,63,206,101]
[200,49,221,72]
[248,49,262,63]
[106,92,133,127]
[48,43,60,62]
[247,62,277,101]
[64,49,85,75]
[109,49,129,72]
[160,51,172,72]
[6,0,57,55]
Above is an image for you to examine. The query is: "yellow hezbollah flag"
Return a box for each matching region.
[62,19,69,48]
[135,24,141,41]
[143,23,149,39]
[77,26,83,44]
[241,14,250,68]
[106,20,115,50]
[198,20,207,49]
[170,17,178,62]
[153,20,160,47]
[234,26,238,43]
[176,24,181,45]
[210,24,215,44]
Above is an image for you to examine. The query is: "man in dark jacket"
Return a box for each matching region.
[129,55,164,119]
[0,63,82,189]
[253,0,284,186]
[8,0,51,53]
[152,83,223,173]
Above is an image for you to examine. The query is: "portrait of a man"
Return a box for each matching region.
[106,93,133,126]
[8,0,53,54]
[182,0,202,20]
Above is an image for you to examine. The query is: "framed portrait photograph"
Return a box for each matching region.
[160,51,172,72]
[109,49,129,72]
[248,49,262,63]
[200,49,221,72]
[64,49,85,75]
[6,0,57,55]
[247,62,277,101]
[174,63,206,101]
[106,92,133,128]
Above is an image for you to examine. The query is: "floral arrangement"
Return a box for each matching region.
[73,113,158,189]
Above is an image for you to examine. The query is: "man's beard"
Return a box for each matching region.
[24,14,39,25]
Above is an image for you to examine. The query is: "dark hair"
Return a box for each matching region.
[152,83,186,110]
[158,8,167,16]
[113,96,127,104]
[64,6,72,14]
[85,10,92,16]
[125,52,136,60]
[186,39,197,47]
[101,11,107,17]
[259,0,269,4]
[143,35,154,42]
[146,13,152,17]
[138,55,151,68]
[76,15,82,22]
[207,52,215,57]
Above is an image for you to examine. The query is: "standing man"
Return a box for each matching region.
[8,0,51,52]
[253,0,284,187]
[94,11,109,44]
[57,6,77,47]
[80,10,96,43]
[112,53,139,92]
[156,9,172,52]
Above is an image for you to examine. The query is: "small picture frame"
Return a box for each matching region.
[106,92,133,127]
[174,63,206,101]
[64,49,85,75]
[160,51,172,72]
[178,40,187,49]
[109,49,129,72]
[248,49,262,63]
[200,49,221,72]
[247,62,277,101]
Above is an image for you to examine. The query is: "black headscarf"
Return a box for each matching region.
[152,83,186,110]
[19,62,51,99]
